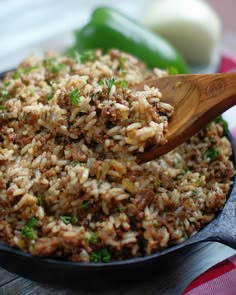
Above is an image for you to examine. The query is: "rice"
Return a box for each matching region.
[0,49,234,262]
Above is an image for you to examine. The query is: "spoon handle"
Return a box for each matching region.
[190,71,236,115]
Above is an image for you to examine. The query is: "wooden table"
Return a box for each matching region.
[0,243,235,295]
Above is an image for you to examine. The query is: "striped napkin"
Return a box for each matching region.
[182,254,236,295]
[219,52,236,139]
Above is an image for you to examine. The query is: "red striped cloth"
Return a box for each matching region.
[182,255,236,295]
[219,52,236,140]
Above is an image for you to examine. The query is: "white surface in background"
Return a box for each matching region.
[0,0,235,131]
[0,0,149,71]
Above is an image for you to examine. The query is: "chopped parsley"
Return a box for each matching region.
[12,72,21,79]
[79,201,90,209]
[115,79,128,89]
[65,47,81,64]
[89,248,111,263]
[89,232,98,244]
[43,57,64,73]
[36,193,43,206]
[0,90,9,101]
[205,147,219,161]
[121,69,128,76]
[103,77,115,94]
[214,116,228,134]
[118,207,125,213]
[59,215,78,224]
[69,88,81,106]
[191,190,198,196]
[99,77,128,95]
[22,217,38,240]
[20,65,38,74]
[4,81,10,87]
[46,86,55,101]
[118,57,126,72]
[65,48,97,64]
[195,178,202,186]
[12,66,38,79]
[80,50,97,63]
[0,105,6,110]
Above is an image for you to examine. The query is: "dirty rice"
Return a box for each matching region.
[0,49,234,262]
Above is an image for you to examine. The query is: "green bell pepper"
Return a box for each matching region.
[74,7,189,73]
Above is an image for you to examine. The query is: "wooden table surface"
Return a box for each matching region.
[0,242,235,295]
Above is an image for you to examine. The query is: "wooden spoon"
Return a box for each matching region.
[132,72,236,163]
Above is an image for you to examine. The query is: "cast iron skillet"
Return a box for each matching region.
[0,70,235,289]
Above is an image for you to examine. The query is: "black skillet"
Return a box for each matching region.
[0,70,235,289]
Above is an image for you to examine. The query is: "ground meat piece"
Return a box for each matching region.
[33,237,63,256]
[209,161,235,179]
[0,179,6,190]
[125,203,138,217]
[160,174,175,190]
[133,189,155,210]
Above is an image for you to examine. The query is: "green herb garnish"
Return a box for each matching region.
[4,81,10,87]
[0,105,6,110]
[22,217,38,240]
[89,248,111,263]
[12,72,21,79]
[118,207,125,213]
[46,86,55,101]
[0,90,8,101]
[65,48,81,64]
[20,66,38,74]
[12,66,38,79]
[89,251,101,263]
[79,201,91,209]
[69,88,81,106]
[71,216,79,224]
[43,57,64,73]
[195,178,202,186]
[191,190,198,196]
[214,116,228,134]
[118,57,126,70]
[59,215,78,224]
[115,79,128,88]
[99,77,115,95]
[36,193,43,206]
[205,147,219,161]
[106,77,115,94]
[99,77,128,94]
[80,50,97,63]
[89,232,98,244]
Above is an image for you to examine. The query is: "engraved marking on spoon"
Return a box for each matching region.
[207,79,225,98]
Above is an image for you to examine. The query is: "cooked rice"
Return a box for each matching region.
[0,49,234,262]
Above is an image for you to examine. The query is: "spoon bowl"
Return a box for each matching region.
[133,72,236,162]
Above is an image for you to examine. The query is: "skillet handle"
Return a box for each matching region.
[210,185,236,249]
